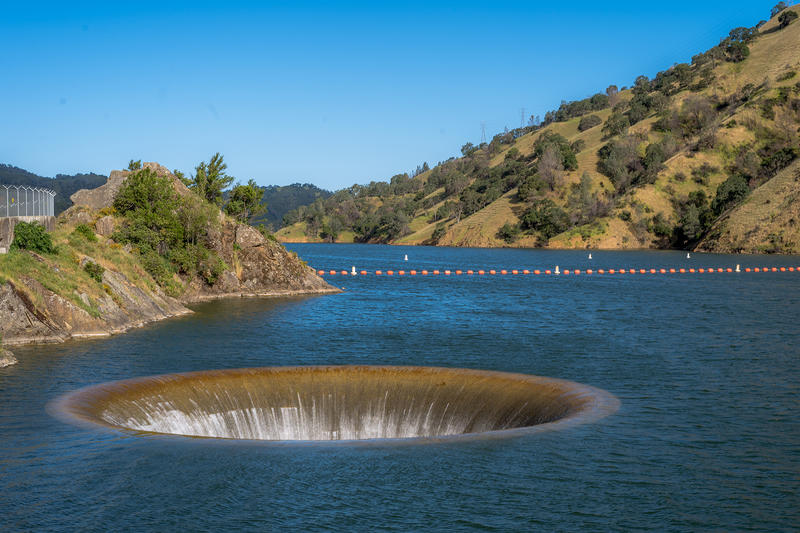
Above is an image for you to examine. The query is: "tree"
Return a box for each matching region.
[778,9,798,28]
[772,2,788,18]
[225,179,266,224]
[602,112,630,138]
[725,40,750,62]
[519,199,570,239]
[128,159,142,171]
[712,174,749,215]
[190,152,234,206]
[578,115,603,132]
[538,145,564,191]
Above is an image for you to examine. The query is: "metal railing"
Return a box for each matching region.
[0,185,56,218]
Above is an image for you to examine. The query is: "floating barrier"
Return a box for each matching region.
[315,265,800,277]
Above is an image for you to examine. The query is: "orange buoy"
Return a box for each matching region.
[659,269,666,274]
[650,269,656,274]
[375,270,382,275]
[431,270,438,275]
[689,268,696,273]
[387,270,394,276]
[780,267,786,272]
[545,269,552,274]
[318,270,325,275]
[619,269,626,274]
[640,269,646,274]
[455,270,462,275]
[329,270,337,275]
[340,270,347,275]
[669,268,675,273]
[361,270,368,275]
[609,269,615,274]
[444,270,450,275]
[410,270,417,275]
[563,269,570,275]
[754,267,760,272]
[772,267,778,272]
[478,270,485,275]
[523,269,530,274]
[745,268,752,272]
[574,269,581,275]
[587,269,593,274]
[421,270,428,275]
[789,267,795,272]
[511,270,518,275]
[500,269,507,275]
[598,269,605,274]
[489,270,496,275]
[467,270,474,275]
[534,269,541,275]
[399,270,405,275]
[726,268,732,272]
[679,268,685,273]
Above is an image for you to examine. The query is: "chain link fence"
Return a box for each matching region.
[0,185,56,218]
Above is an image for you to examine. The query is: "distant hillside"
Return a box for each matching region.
[0,164,106,214]
[277,5,800,253]
[250,183,331,230]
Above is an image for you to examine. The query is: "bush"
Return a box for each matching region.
[83,261,105,282]
[712,174,749,215]
[578,115,603,132]
[11,222,55,254]
[497,223,520,243]
[778,10,798,29]
[777,70,797,82]
[72,224,97,242]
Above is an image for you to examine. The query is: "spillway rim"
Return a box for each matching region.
[50,365,620,445]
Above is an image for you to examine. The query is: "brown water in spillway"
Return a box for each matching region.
[55,366,618,442]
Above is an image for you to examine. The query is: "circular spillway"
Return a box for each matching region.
[54,366,618,442]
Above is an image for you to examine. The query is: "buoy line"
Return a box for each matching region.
[316,266,798,276]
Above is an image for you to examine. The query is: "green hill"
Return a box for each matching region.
[250,183,332,231]
[276,6,800,253]
[0,164,106,214]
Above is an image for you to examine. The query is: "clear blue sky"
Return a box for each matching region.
[0,0,779,190]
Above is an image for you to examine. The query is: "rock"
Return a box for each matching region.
[95,216,115,237]
[235,224,266,249]
[0,348,17,368]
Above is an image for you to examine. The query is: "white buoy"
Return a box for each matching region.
[404,254,408,261]
[736,264,740,272]
[687,252,691,259]
[588,253,592,260]
[555,265,560,275]
[351,266,357,276]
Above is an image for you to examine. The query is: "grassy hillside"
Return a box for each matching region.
[276,6,800,253]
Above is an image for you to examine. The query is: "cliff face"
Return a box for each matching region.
[0,163,337,346]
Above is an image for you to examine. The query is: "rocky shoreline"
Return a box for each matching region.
[0,162,340,349]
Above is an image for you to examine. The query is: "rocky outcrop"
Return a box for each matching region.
[0,348,17,367]
[0,162,338,345]
[0,266,191,345]
[181,218,334,301]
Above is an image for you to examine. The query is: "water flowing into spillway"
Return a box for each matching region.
[55,366,618,442]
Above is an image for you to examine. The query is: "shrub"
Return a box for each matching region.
[83,261,105,282]
[712,174,749,215]
[72,224,97,242]
[497,223,520,243]
[777,70,797,82]
[11,222,55,254]
[778,10,798,29]
[578,115,603,132]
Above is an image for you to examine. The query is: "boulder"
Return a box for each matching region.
[0,348,17,368]
[95,215,115,237]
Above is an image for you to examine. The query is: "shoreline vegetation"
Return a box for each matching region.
[276,6,800,254]
[0,161,338,348]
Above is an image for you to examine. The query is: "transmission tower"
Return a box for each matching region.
[480,122,486,144]
[520,107,526,128]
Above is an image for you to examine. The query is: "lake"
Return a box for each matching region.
[1,244,798,531]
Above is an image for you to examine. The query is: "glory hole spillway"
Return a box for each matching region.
[54,366,619,442]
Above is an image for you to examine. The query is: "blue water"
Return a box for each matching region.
[1,244,799,531]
